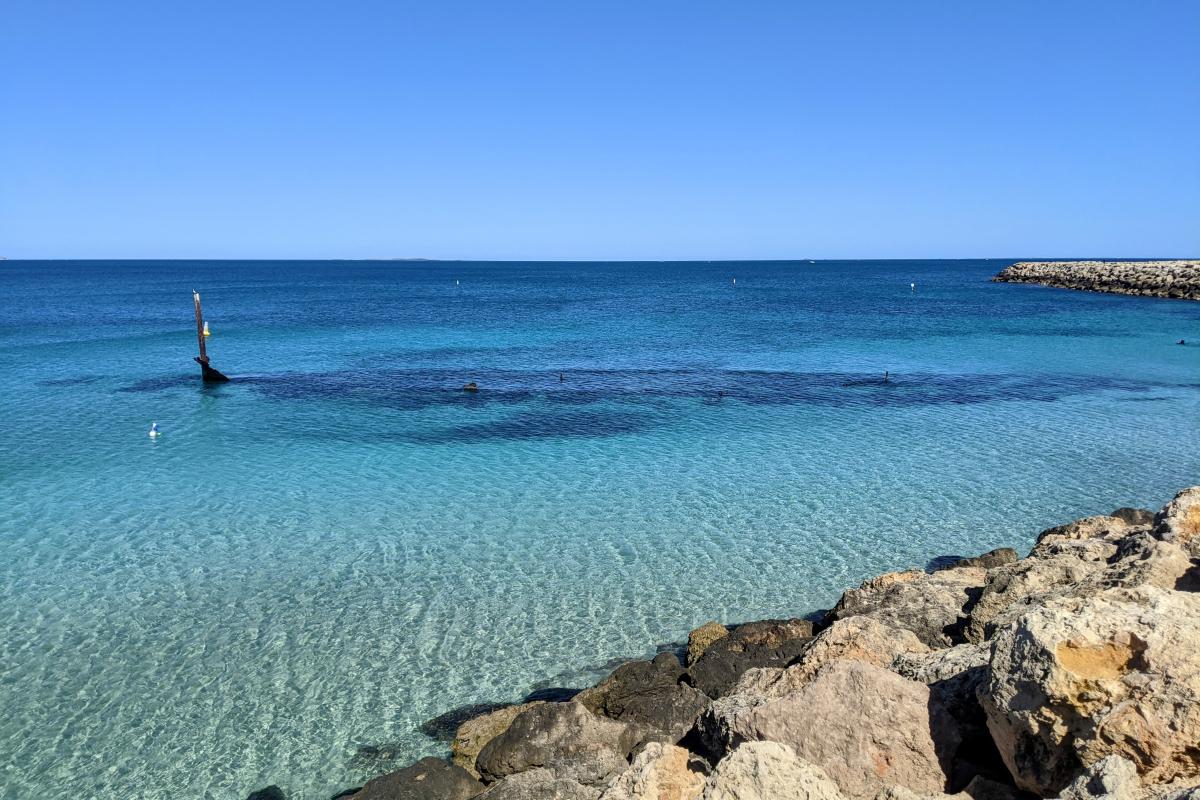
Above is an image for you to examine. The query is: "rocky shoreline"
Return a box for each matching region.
[249,487,1200,800]
[992,261,1200,300]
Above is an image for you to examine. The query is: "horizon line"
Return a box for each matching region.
[2,255,1197,263]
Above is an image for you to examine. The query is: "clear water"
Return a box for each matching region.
[1,260,1197,799]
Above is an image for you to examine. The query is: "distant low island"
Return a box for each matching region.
[993,260,1200,301]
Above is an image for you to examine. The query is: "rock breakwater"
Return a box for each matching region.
[250,487,1200,800]
[992,261,1200,300]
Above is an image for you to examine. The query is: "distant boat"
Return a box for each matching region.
[202,321,211,337]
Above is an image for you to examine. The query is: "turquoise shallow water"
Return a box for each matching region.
[1,260,1198,799]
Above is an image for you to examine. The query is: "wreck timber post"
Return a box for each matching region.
[192,290,230,382]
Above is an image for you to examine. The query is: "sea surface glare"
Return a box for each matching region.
[1,260,1198,798]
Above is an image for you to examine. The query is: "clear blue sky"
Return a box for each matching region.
[2,1,1197,260]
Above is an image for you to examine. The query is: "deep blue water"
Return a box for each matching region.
[1,259,1198,799]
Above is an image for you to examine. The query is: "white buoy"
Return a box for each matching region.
[149,421,160,438]
[910,282,916,293]
[456,279,460,285]
[732,277,736,285]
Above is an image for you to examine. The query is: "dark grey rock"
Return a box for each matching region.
[575,652,710,741]
[351,743,404,765]
[522,687,580,703]
[348,757,483,800]
[475,768,600,800]
[1111,507,1155,526]
[246,788,286,800]
[934,547,1019,572]
[682,618,812,699]
[475,701,637,786]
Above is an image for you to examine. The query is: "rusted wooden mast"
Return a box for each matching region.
[192,290,229,382]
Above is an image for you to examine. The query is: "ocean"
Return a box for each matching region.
[1,259,1197,799]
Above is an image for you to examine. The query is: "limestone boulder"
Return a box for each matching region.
[600,742,704,800]
[702,741,846,800]
[683,618,812,699]
[453,702,545,778]
[981,586,1200,795]
[890,643,1005,786]
[691,688,766,761]
[1103,534,1197,592]
[964,554,1104,643]
[701,659,960,799]
[891,641,990,724]
[1052,755,1140,800]
[350,757,483,800]
[829,568,988,648]
[751,616,930,699]
[891,642,988,687]
[577,653,710,742]
[725,666,785,697]
[1032,515,1135,554]
[475,701,638,787]
[1146,784,1200,800]
[1153,486,1200,557]
[1027,511,1154,566]
[873,776,1022,800]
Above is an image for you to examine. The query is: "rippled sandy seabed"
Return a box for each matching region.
[1,260,1197,798]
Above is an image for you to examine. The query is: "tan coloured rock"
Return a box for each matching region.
[726,666,785,696]
[1103,534,1196,591]
[873,776,1022,800]
[992,261,1200,301]
[600,742,704,800]
[1146,782,1200,800]
[1053,755,1140,800]
[702,741,846,800]
[890,641,991,725]
[707,660,959,799]
[1154,486,1200,557]
[891,642,989,686]
[453,702,544,778]
[982,586,1200,795]
[1033,515,1133,549]
[752,616,930,699]
[687,622,730,666]
[964,554,1105,643]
